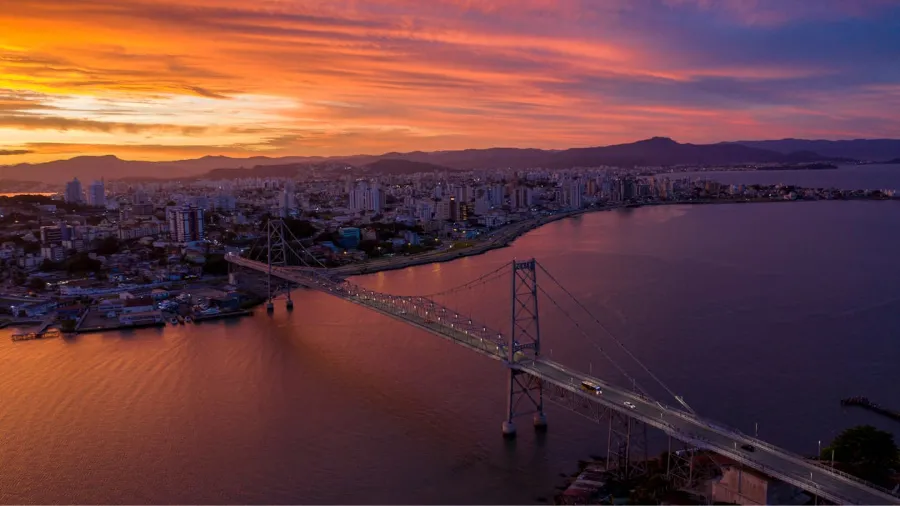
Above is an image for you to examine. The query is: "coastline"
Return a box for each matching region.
[331,196,896,278]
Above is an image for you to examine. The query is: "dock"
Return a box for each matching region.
[841,397,900,423]
[192,309,254,322]
[11,329,61,342]
[75,320,167,334]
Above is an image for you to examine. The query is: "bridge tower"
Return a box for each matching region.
[502,259,547,438]
[265,219,292,311]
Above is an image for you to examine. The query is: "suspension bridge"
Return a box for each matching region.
[225,219,900,505]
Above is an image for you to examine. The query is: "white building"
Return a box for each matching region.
[65,178,83,204]
[562,181,584,209]
[87,180,106,207]
[513,187,533,210]
[348,182,385,214]
[279,188,295,218]
[167,205,204,243]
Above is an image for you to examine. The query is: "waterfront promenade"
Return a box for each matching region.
[328,195,896,277]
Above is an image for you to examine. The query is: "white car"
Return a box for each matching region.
[623,401,636,409]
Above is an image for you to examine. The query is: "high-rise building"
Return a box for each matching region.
[133,189,150,205]
[279,188,295,218]
[370,184,384,214]
[167,205,204,243]
[489,184,505,206]
[65,178,83,204]
[513,187,533,210]
[87,180,106,207]
[562,181,584,209]
[348,182,384,214]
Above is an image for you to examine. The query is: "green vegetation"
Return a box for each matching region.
[63,252,102,274]
[94,236,120,255]
[59,319,77,333]
[821,425,900,485]
[203,254,230,276]
[27,277,47,292]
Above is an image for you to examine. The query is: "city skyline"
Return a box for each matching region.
[2,0,900,165]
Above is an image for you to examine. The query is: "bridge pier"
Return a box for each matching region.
[533,412,548,431]
[266,301,274,312]
[501,420,517,438]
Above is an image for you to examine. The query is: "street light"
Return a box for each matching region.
[817,440,821,459]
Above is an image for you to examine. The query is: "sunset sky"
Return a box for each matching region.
[2,0,900,164]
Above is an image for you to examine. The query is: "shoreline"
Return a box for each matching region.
[334,196,896,278]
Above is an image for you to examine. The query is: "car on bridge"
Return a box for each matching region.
[580,381,602,394]
[740,443,755,452]
[623,401,636,409]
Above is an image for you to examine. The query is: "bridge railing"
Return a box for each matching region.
[316,275,510,360]
[539,379,860,504]
[662,406,899,498]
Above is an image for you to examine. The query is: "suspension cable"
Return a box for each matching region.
[537,262,696,415]
[537,284,649,397]
[415,263,510,298]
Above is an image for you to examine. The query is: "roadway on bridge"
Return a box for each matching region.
[227,254,900,505]
[525,360,900,505]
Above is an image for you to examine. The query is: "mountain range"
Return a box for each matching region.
[3,137,900,185]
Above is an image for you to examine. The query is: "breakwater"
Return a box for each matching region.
[841,397,900,423]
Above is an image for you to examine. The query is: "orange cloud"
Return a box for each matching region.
[0,0,898,165]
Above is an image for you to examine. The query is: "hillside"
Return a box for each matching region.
[735,139,900,162]
[360,158,456,175]
[2,136,883,184]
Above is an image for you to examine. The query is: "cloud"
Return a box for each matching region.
[1,0,899,163]
[0,149,32,155]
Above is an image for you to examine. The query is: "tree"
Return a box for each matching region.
[822,425,899,485]
[40,259,59,272]
[64,252,102,274]
[94,236,120,255]
[27,277,47,292]
[202,254,230,276]
[283,218,318,239]
[357,239,383,258]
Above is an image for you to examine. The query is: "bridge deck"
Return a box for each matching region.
[227,254,900,505]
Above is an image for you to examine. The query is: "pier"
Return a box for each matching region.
[11,329,61,342]
[841,397,900,423]
[192,309,254,322]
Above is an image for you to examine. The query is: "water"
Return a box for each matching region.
[681,163,900,191]
[3,200,900,504]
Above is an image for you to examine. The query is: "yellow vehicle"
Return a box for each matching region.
[580,381,602,395]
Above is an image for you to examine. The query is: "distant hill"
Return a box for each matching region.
[3,136,887,184]
[543,137,821,168]
[0,154,324,184]
[734,139,900,162]
[361,158,456,175]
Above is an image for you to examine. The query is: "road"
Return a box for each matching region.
[523,360,900,505]
[227,255,900,505]
[324,209,585,276]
